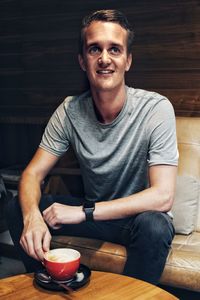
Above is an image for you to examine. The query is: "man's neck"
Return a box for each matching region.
[91,86,127,124]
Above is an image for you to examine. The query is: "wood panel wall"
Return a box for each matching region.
[0,0,200,167]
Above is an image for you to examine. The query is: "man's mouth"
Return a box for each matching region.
[96,70,114,74]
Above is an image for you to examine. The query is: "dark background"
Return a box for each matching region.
[0,0,200,168]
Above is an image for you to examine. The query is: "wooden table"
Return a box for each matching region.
[0,271,178,299]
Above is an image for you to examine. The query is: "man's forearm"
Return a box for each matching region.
[93,185,174,221]
[18,171,43,220]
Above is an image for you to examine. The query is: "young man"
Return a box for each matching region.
[6,10,178,285]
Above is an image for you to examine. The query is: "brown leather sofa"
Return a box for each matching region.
[50,116,200,292]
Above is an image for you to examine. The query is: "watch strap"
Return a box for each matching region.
[83,201,95,221]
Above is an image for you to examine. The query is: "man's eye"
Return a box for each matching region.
[89,46,100,55]
[110,47,120,54]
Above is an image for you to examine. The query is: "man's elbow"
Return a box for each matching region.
[160,191,174,212]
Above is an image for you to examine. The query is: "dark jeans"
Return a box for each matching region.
[6,194,175,285]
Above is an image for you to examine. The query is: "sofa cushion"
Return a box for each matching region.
[172,175,200,234]
[160,232,200,291]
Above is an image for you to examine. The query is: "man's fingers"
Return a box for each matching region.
[43,210,60,228]
[20,226,50,261]
[33,232,45,261]
[43,203,55,218]
[22,233,39,260]
[43,209,53,224]
[43,203,61,226]
[43,230,51,253]
[20,236,29,256]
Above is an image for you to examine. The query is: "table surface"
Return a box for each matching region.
[0,271,179,300]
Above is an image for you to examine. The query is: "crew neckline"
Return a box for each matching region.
[89,86,130,128]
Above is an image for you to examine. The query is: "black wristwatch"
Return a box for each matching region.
[83,200,95,221]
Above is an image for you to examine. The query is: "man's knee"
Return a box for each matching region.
[134,211,175,243]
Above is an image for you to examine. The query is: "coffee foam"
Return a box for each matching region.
[47,254,73,263]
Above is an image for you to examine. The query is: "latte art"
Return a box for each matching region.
[47,254,72,262]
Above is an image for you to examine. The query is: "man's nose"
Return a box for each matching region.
[98,50,111,65]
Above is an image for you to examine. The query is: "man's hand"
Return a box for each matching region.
[20,210,51,261]
[42,203,85,229]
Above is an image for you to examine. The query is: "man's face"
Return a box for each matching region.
[79,21,132,93]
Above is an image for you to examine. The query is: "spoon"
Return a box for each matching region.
[36,271,74,293]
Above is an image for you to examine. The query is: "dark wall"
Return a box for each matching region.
[0,0,200,167]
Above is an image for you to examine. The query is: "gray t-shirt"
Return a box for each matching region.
[40,86,178,202]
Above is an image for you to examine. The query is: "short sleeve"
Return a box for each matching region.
[39,99,71,156]
[147,99,179,166]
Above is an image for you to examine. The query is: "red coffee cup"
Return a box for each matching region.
[43,248,81,281]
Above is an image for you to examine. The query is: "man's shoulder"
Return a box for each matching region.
[127,86,172,114]
[127,86,167,102]
[63,90,91,109]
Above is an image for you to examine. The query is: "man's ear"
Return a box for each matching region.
[125,53,132,72]
[78,54,86,71]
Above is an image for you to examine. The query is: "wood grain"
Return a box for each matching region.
[0,271,179,300]
[1,1,200,118]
